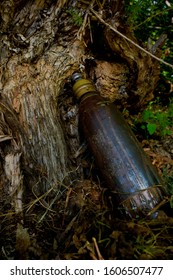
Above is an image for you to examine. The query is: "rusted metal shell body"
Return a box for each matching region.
[72,74,167,218]
[80,94,167,218]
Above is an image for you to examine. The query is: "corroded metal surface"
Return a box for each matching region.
[73,75,167,218]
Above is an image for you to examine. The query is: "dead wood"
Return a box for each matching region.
[0,0,86,196]
[103,15,163,107]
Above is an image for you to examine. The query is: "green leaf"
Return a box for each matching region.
[141,124,146,130]
[162,129,172,136]
[147,123,157,135]
[142,110,153,121]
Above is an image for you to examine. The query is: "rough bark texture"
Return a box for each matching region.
[105,25,161,107]
[0,0,87,203]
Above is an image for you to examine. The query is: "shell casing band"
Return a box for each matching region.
[118,184,164,219]
[72,78,96,99]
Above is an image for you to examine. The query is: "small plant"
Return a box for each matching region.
[140,98,173,137]
[67,7,83,27]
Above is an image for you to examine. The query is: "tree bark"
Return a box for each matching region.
[0,1,88,212]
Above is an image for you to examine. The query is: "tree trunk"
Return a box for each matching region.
[0,0,87,210]
[0,0,166,259]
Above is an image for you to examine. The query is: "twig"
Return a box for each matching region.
[90,8,173,69]
[77,0,96,40]
[92,237,104,260]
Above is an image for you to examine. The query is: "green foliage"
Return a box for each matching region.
[140,98,173,136]
[125,0,173,82]
[126,0,173,32]
[67,7,83,27]
[146,123,157,135]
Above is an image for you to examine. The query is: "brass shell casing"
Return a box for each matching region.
[72,78,96,99]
